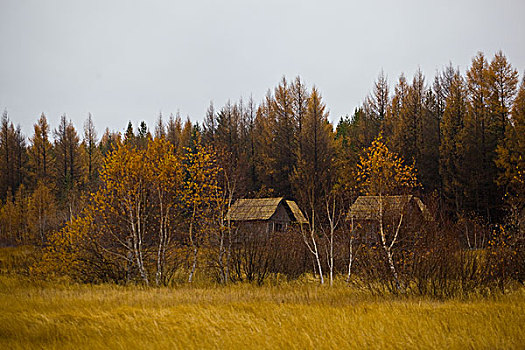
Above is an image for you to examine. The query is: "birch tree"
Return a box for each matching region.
[356,135,419,291]
[323,193,344,286]
[299,211,324,284]
[94,143,151,284]
[183,142,223,283]
[146,137,182,285]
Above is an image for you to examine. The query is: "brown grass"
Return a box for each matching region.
[0,274,524,349]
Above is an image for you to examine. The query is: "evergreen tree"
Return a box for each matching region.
[385,74,409,149]
[419,88,441,192]
[241,96,258,194]
[166,113,182,153]
[369,70,389,122]
[137,121,150,148]
[0,110,13,200]
[83,113,100,188]
[461,52,501,218]
[202,102,216,145]
[487,51,519,143]
[28,113,54,186]
[215,101,240,160]
[0,111,26,199]
[291,76,309,155]
[433,63,456,122]
[180,117,193,153]
[54,115,81,199]
[292,88,338,214]
[124,121,135,145]
[254,93,277,196]
[154,113,166,140]
[99,127,121,156]
[271,77,296,195]
[496,76,525,226]
[440,72,467,214]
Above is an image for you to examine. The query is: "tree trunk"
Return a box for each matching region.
[383,246,402,292]
[346,236,354,283]
[189,246,198,283]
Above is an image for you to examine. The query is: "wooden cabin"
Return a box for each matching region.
[227,197,307,235]
[347,195,433,244]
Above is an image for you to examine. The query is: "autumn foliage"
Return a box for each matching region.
[1,51,524,293]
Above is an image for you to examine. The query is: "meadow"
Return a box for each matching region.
[1,272,524,349]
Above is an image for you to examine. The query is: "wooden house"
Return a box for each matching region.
[227,197,307,235]
[347,195,433,244]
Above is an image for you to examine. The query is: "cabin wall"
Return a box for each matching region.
[237,221,269,236]
[353,206,427,246]
[269,203,292,232]
[270,203,291,223]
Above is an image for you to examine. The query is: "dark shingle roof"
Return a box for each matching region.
[348,195,432,221]
[286,200,308,224]
[227,197,307,223]
[227,197,285,221]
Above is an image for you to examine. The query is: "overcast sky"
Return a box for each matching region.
[1,0,524,137]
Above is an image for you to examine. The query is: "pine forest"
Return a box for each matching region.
[1,51,524,292]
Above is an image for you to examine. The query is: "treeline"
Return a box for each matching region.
[0,51,524,291]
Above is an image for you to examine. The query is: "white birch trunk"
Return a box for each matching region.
[301,209,324,285]
[378,194,403,292]
[189,246,198,283]
[188,203,198,283]
[346,236,355,283]
[155,193,164,286]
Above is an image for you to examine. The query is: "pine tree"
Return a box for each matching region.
[385,70,438,191]
[254,93,277,196]
[180,118,193,154]
[0,111,13,200]
[124,121,135,145]
[154,112,166,139]
[240,96,258,194]
[137,121,150,148]
[271,77,296,195]
[419,88,441,192]
[0,111,26,200]
[166,113,182,153]
[28,113,54,185]
[487,51,519,144]
[385,74,409,150]
[291,76,309,155]
[54,115,81,202]
[496,76,525,226]
[99,127,121,156]
[83,113,100,188]
[440,72,467,214]
[215,101,240,159]
[369,70,389,122]
[254,78,297,196]
[399,70,426,163]
[202,102,216,145]
[292,88,338,214]
[461,52,500,218]
[433,63,456,121]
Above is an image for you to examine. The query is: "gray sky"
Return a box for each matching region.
[1,0,524,138]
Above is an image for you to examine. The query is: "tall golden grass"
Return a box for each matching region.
[1,246,524,349]
[0,273,524,349]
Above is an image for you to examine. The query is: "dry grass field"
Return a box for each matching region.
[1,273,524,350]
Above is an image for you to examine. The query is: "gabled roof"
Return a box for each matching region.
[348,195,433,221]
[227,197,284,221]
[227,197,307,223]
[285,200,308,224]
